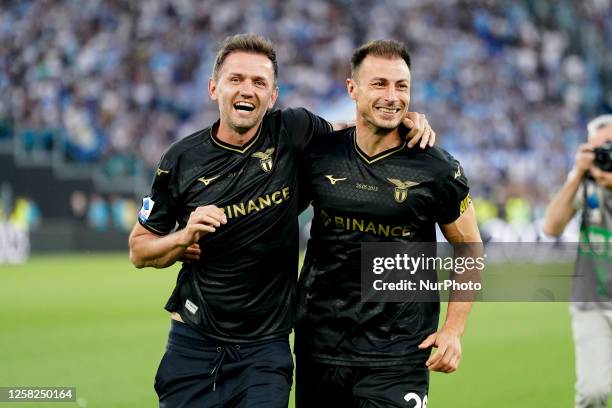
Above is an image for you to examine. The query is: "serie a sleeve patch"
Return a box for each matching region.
[138,197,155,223]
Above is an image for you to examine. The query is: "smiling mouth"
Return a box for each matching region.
[234,102,255,112]
[375,106,401,114]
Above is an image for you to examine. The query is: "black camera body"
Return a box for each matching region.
[594,141,612,172]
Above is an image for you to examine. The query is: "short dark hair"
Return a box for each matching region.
[212,34,278,84]
[351,40,411,77]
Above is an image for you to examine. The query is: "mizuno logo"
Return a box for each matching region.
[320,209,332,227]
[156,168,170,176]
[198,175,220,186]
[454,165,462,179]
[325,175,347,185]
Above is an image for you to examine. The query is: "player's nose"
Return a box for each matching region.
[239,81,255,97]
[382,86,398,102]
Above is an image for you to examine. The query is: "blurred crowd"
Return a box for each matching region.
[69,191,137,232]
[0,0,611,226]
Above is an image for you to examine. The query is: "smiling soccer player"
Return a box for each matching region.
[295,40,482,408]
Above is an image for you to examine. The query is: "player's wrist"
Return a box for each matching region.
[441,324,464,338]
[175,229,193,249]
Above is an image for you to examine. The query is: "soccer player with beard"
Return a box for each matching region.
[128,34,434,408]
[295,40,482,407]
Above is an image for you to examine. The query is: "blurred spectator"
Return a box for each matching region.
[505,197,532,227]
[8,197,41,231]
[70,190,88,221]
[109,195,137,232]
[87,194,110,231]
[0,0,610,219]
[472,197,499,225]
[0,118,14,142]
[20,106,55,154]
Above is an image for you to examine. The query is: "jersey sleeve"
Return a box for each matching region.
[281,107,333,153]
[436,158,471,225]
[137,152,179,235]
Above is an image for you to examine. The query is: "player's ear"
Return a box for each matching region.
[347,78,357,101]
[208,78,218,101]
[268,85,279,108]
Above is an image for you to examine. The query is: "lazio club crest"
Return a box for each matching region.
[386,178,421,203]
[251,148,275,173]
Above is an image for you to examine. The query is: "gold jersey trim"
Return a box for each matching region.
[352,130,406,165]
[210,122,263,154]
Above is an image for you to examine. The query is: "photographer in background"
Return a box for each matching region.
[544,114,612,408]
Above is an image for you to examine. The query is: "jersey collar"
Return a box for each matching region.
[352,129,406,165]
[209,120,263,154]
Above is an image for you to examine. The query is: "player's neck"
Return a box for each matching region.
[215,120,261,146]
[355,122,402,157]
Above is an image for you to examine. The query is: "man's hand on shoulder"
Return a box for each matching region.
[404,112,436,149]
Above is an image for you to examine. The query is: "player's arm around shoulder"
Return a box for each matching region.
[419,203,482,373]
[128,205,226,269]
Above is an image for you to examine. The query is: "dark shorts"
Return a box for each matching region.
[154,320,293,408]
[295,356,429,408]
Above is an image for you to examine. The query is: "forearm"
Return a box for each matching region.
[445,243,480,337]
[443,301,472,337]
[129,229,187,269]
[441,204,481,337]
[543,169,582,236]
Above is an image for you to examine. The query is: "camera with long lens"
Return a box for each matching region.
[593,141,612,172]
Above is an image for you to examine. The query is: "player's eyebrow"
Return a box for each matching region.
[228,72,269,83]
[251,75,268,83]
[369,77,409,85]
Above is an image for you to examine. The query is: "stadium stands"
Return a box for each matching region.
[0,0,610,232]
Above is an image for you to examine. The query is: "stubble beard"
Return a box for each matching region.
[223,106,265,135]
[364,112,402,136]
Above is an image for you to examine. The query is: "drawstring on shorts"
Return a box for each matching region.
[210,344,242,391]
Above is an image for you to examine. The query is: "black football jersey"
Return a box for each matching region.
[295,127,470,365]
[138,108,331,343]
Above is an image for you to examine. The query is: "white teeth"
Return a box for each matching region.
[377,107,399,113]
[234,102,255,109]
